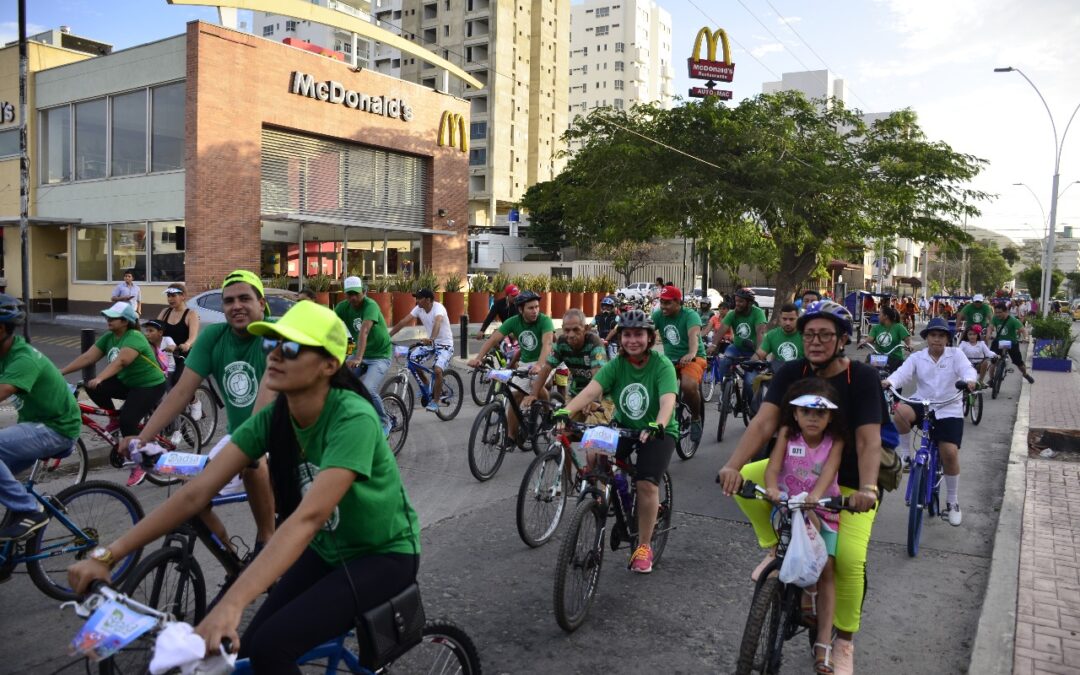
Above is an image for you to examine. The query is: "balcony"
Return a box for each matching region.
[328,0,369,21]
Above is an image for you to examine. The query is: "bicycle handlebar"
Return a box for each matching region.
[885,381,976,408]
[859,342,912,354]
[738,480,855,513]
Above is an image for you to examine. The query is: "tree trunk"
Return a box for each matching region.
[772,243,819,326]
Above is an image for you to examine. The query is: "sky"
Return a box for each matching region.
[4,0,1079,245]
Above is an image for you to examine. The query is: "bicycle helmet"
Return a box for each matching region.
[0,294,25,326]
[734,287,756,301]
[698,297,712,309]
[616,308,654,331]
[797,300,854,336]
[514,290,541,307]
[600,296,617,307]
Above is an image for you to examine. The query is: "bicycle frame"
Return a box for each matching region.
[0,480,99,567]
[904,405,940,515]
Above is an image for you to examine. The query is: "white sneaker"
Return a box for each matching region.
[190,400,203,421]
[946,503,962,526]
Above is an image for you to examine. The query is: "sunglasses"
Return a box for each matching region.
[262,337,309,359]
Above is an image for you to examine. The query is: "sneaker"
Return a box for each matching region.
[0,505,50,541]
[689,418,702,443]
[189,399,203,421]
[832,638,854,675]
[750,549,776,582]
[629,544,654,574]
[425,400,439,413]
[946,502,962,526]
[126,466,147,488]
[1024,373,1035,384]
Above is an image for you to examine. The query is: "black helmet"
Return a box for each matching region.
[514,290,541,307]
[616,308,654,331]
[0,294,25,326]
[734,288,756,301]
[797,300,854,336]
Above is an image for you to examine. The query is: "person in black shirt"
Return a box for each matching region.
[593,296,620,352]
[475,284,520,337]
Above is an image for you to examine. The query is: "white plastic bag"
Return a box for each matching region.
[778,493,828,588]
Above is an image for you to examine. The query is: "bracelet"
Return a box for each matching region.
[860,484,880,495]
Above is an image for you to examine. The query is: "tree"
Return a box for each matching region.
[1018,266,1064,298]
[596,240,669,287]
[1001,245,1020,267]
[966,242,1012,294]
[1067,271,1080,297]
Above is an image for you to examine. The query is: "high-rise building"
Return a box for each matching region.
[371,0,405,78]
[251,0,374,68]
[762,69,847,107]
[568,0,674,117]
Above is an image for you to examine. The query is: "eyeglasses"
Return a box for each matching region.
[803,331,838,344]
[262,337,306,359]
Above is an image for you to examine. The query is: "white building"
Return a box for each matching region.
[568,0,675,117]
[370,0,403,78]
[762,69,846,108]
[1025,225,1080,275]
[251,0,374,69]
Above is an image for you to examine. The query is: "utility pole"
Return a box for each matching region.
[18,0,30,340]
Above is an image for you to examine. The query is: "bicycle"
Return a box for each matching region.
[988,339,1016,399]
[552,421,674,633]
[350,361,410,457]
[468,336,516,406]
[0,459,144,600]
[466,366,563,481]
[732,481,854,675]
[716,359,770,443]
[380,343,464,421]
[674,379,705,460]
[886,382,971,557]
[961,364,987,425]
[65,582,482,674]
[701,353,719,402]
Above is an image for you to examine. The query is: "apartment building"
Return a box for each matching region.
[568,0,675,116]
[251,0,375,68]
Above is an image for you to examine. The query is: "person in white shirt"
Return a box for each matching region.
[110,270,142,316]
[957,325,996,384]
[389,288,455,412]
[882,317,978,526]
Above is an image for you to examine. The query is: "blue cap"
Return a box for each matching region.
[920,317,952,338]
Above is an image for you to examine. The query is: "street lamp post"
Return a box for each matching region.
[995,66,1080,316]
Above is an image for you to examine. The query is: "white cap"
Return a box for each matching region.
[973,294,984,302]
[343,276,363,292]
[789,394,838,410]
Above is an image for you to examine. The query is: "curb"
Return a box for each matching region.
[968,343,1031,674]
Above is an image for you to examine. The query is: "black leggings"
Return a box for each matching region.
[240,548,420,674]
[86,378,166,437]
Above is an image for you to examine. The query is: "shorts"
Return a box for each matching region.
[911,408,964,448]
[512,362,537,392]
[819,520,838,557]
[992,339,1023,367]
[675,356,707,383]
[415,344,454,371]
[614,432,675,486]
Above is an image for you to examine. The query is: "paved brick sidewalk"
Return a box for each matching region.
[1028,368,1080,430]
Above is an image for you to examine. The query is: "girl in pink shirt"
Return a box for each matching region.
[764,378,845,675]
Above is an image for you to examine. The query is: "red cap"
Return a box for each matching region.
[659,286,683,302]
[504,284,520,297]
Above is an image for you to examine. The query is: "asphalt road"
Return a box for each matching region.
[0,320,1022,674]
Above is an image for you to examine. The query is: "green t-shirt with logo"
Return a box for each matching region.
[185,322,267,433]
[759,327,804,362]
[592,353,679,440]
[722,305,768,350]
[0,336,81,439]
[335,297,392,360]
[232,387,420,564]
[960,302,991,327]
[651,307,706,361]
[869,322,910,359]
[94,329,166,388]
[547,333,606,396]
[992,315,1023,341]
[497,313,555,364]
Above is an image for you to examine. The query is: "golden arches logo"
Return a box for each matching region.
[438,111,468,153]
[691,27,731,65]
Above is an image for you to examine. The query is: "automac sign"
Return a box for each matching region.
[289,71,413,122]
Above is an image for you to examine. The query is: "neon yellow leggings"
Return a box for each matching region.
[735,459,877,634]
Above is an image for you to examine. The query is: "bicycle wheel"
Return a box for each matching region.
[382,392,410,456]
[467,402,508,481]
[190,384,219,446]
[516,447,569,548]
[701,362,716,403]
[99,547,208,675]
[553,498,605,633]
[675,402,699,460]
[528,401,560,456]
[907,462,927,557]
[470,355,497,406]
[146,412,203,487]
[716,379,733,442]
[25,480,144,600]
[970,392,983,425]
[17,438,88,490]
[962,394,970,418]
[435,370,465,421]
[740,382,752,427]
[382,374,415,416]
[991,360,1004,399]
[631,471,674,565]
[385,620,483,674]
[735,576,784,675]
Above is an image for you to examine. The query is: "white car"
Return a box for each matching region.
[748,287,776,311]
[190,288,299,324]
[615,282,654,302]
[688,288,724,308]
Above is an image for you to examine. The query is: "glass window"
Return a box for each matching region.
[263,25,274,36]
[74,226,108,281]
[111,223,147,281]
[41,106,71,184]
[150,221,185,282]
[469,148,486,166]
[75,98,107,181]
[470,121,487,139]
[0,128,17,157]
[151,82,184,172]
[111,90,146,176]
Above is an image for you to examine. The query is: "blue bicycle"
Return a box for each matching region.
[0,458,144,600]
[381,343,465,421]
[886,382,970,557]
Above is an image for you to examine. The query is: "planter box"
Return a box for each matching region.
[391,292,415,324]
[442,291,465,324]
[467,292,491,322]
[368,292,391,323]
[1033,357,1072,372]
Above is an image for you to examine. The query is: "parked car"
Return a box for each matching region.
[747,287,776,311]
[1070,300,1080,321]
[615,282,654,302]
[190,287,298,324]
[687,287,724,308]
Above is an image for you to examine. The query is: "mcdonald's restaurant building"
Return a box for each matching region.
[1,20,468,315]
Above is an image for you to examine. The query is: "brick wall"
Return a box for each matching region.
[184,22,468,292]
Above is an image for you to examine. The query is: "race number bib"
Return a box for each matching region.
[70,599,158,662]
[582,426,620,454]
[153,452,208,477]
[869,354,889,367]
[486,369,514,383]
[999,340,1012,349]
[788,445,807,458]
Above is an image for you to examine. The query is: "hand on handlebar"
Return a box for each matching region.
[67,559,113,596]
[467,357,482,369]
[847,490,877,512]
[764,486,782,504]
[194,601,243,659]
[716,465,744,496]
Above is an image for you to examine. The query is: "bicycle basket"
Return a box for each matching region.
[357,582,426,670]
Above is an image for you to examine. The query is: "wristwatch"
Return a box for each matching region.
[89,546,116,569]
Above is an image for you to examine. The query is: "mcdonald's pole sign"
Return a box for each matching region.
[687,27,734,99]
[438,111,468,153]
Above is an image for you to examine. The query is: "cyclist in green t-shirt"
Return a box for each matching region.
[958,294,991,342]
[857,307,911,369]
[717,288,768,383]
[651,285,706,442]
[990,302,1035,383]
[335,276,391,430]
[555,309,677,574]
[0,295,82,541]
[754,303,804,366]
[69,301,421,669]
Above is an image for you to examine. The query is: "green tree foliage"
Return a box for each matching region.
[966,242,1013,294]
[1000,246,1020,266]
[1065,271,1080,297]
[1018,266,1064,298]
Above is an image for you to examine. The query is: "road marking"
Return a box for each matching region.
[30,335,83,348]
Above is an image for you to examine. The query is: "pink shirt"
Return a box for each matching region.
[777,432,841,528]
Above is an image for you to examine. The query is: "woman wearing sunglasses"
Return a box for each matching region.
[67,302,421,671]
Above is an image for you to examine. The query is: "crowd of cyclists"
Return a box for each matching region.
[0,268,1042,673]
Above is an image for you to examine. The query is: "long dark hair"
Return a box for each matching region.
[267,361,377,523]
[778,378,846,442]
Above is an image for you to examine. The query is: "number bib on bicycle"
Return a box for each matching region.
[185,323,269,433]
[593,354,679,441]
[498,313,554,363]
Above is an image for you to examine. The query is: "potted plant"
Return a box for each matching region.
[490,271,512,296]
[569,276,586,311]
[442,273,465,324]
[582,276,599,317]
[530,274,552,315]
[1030,314,1075,372]
[549,275,570,317]
[306,274,333,306]
[468,274,491,323]
[390,274,415,324]
[266,274,292,291]
[367,276,392,323]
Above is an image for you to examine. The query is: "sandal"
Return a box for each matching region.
[801,586,818,626]
[814,642,834,674]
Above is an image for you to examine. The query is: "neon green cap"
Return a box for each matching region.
[247,301,348,365]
